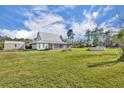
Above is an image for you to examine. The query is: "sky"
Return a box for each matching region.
[0,5,123,39]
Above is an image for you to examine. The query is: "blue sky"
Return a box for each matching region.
[0,5,123,39]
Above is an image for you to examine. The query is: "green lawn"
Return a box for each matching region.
[0,48,123,88]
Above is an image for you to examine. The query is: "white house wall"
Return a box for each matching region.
[32,41,71,50]
[36,43,49,50]
[4,43,25,50]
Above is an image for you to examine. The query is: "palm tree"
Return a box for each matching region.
[114,15,124,61]
[67,29,75,44]
[60,35,64,42]
[104,30,112,47]
[116,29,124,61]
[85,29,91,41]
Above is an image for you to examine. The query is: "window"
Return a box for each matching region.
[59,44,63,48]
[15,44,17,47]
[39,43,40,49]
[43,43,44,48]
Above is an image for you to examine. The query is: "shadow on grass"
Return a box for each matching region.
[69,54,119,59]
[87,60,119,68]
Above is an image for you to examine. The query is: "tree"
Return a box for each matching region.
[0,41,4,50]
[115,29,124,61]
[85,29,92,47]
[104,30,113,47]
[67,29,75,44]
[86,29,91,41]
[113,14,124,61]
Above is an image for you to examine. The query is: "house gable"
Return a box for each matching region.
[36,32,41,41]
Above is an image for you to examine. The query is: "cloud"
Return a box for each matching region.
[99,14,120,32]
[99,14,119,28]
[24,6,49,19]
[64,5,76,9]
[0,6,69,39]
[72,19,97,35]
[97,6,113,18]
[32,5,49,12]
[24,13,67,35]
[72,5,114,38]
[92,7,103,19]
[103,6,113,13]
[23,7,68,38]
[24,13,64,29]
[83,6,113,20]
[51,5,77,13]
[83,7,93,20]
[0,5,116,40]
[92,12,98,18]
[72,6,98,36]
[0,29,33,39]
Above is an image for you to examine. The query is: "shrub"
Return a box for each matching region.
[0,42,4,50]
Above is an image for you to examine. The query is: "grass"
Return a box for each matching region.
[0,48,123,88]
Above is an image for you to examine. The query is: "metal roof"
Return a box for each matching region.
[38,32,62,42]
[33,40,70,44]
[4,41,25,44]
[34,32,70,44]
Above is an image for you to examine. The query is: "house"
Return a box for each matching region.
[4,41,25,50]
[32,32,71,50]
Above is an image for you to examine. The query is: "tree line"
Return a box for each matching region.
[63,28,117,48]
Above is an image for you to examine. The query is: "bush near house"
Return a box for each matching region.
[0,41,4,50]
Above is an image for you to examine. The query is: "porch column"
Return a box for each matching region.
[52,44,54,50]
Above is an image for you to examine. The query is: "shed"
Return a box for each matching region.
[4,41,25,50]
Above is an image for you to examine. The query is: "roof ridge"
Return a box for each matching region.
[38,32,59,36]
